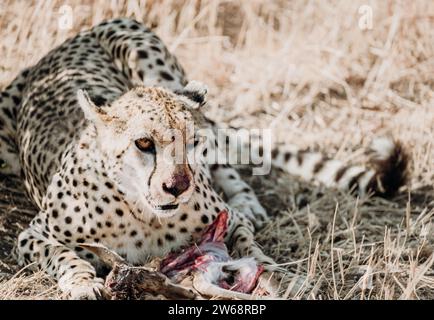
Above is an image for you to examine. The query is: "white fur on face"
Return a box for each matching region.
[98,126,197,219]
[114,145,156,216]
[77,86,204,218]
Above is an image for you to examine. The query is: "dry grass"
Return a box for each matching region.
[0,0,433,300]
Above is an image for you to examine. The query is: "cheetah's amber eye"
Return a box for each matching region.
[135,138,155,153]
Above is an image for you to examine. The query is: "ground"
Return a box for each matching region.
[0,0,433,300]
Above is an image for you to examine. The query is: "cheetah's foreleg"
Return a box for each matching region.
[17,219,105,300]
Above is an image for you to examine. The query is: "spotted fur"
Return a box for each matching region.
[0,18,273,299]
[0,18,408,299]
[268,137,409,197]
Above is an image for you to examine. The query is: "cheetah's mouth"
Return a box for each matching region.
[144,194,181,216]
[155,204,179,211]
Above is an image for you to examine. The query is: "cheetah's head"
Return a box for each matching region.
[77,81,208,218]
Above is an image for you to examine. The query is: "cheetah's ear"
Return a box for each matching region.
[77,89,107,123]
[175,80,208,109]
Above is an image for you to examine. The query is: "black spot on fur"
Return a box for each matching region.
[201,215,209,224]
[137,50,148,59]
[160,71,174,81]
[335,166,349,182]
[313,159,325,174]
[165,234,175,241]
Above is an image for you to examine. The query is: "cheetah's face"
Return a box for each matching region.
[77,82,208,218]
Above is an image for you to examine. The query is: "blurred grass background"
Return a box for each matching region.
[0,0,433,299]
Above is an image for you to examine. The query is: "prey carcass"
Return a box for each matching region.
[81,211,277,300]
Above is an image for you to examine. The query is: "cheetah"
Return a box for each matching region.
[0,18,408,299]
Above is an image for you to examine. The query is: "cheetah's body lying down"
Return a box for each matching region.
[0,18,407,299]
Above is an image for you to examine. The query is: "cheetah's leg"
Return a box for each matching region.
[93,18,187,90]
[226,209,305,295]
[226,209,275,269]
[17,216,104,300]
[211,164,269,229]
[0,69,29,176]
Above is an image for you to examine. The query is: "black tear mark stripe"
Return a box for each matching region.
[147,152,157,187]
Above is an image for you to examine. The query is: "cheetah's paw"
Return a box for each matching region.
[228,193,269,229]
[64,277,106,300]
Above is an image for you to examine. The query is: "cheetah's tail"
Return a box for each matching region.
[269,136,409,198]
[0,68,29,176]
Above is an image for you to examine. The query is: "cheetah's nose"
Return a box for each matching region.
[162,174,191,198]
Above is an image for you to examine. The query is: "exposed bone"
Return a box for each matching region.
[80,243,198,300]
[81,211,276,300]
[79,243,126,267]
[106,264,198,300]
[192,274,279,299]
